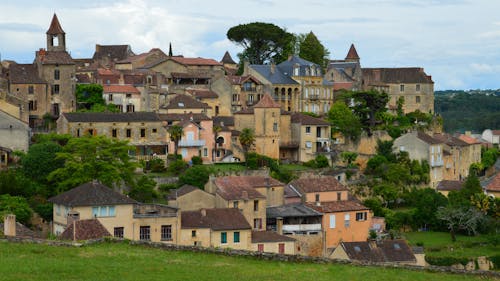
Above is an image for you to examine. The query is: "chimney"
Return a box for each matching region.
[276,217,284,235]
[3,214,16,237]
[368,239,377,249]
[270,64,276,74]
[200,209,207,217]
[95,44,101,53]
[66,210,80,227]
[242,190,249,200]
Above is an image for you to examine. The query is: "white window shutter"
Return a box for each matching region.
[329,214,336,229]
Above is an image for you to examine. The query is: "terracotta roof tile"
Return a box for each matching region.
[291,112,330,126]
[437,180,463,191]
[289,176,348,194]
[214,176,281,200]
[187,89,218,99]
[253,94,281,108]
[103,84,140,94]
[61,112,161,123]
[307,200,369,213]
[251,231,295,243]
[433,133,469,147]
[181,208,251,230]
[486,172,500,192]
[345,44,360,60]
[458,135,481,145]
[8,64,46,84]
[59,219,111,240]
[164,94,210,110]
[46,14,65,35]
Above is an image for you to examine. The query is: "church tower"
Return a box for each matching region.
[46,13,66,52]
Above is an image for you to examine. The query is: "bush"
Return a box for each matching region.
[167,154,182,161]
[246,152,259,169]
[489,255,500,269]
[167,160,188,175]
[315,155,329,168]
[159,183,179,193]
[178,165,212,189]
[191,156,203,165]
[425,256,469,267]
[149,158,166,173]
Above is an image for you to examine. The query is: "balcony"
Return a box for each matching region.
[431,159,444,167]
[178,139,206,147]
[308,94,319,100]
[282,224,322,233]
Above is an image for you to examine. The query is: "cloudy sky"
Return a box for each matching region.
[1,0,499,90]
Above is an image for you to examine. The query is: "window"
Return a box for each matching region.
[28,100,37,111]
[76,128,80,137]
[28,85,34,94]
[273,122,278,132]
[416,96,421,103]
[108,94,113,101]
[140,128,146,138]
[203,148,208,157]
[233,201,239,209]
[192,230,196,237]
[315,194,320,202]
[356,212,367,221]
[258,244,264,252]
[112,129,117,138]
[56,205,61,216]
[232,94,239,102]
[400,84,404,92]
[337,192,342,201]
[344,214,351,227]
[305,126,311,134]
[221,232,227,244]
[279,243,285,254]
[91,206,116,217]
[54,69,60,80]
[233,232,240,243]
[114,227,124,238]
[126,104,135,112]
[161,225,172,241]
[253,200,259,211]
[126,129,131,138]
[139,226,150,241]
[152,128,157,133]
[317,127,321,138]
[416,84,421,92]
[329,215,336,228]
[305,141,312,148]
[53,84,60,94]
[126,94,132,98]
[253,218,262,230]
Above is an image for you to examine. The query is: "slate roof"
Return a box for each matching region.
[213,116,234,127]
[416,131,442,145]
[157,113,211,122]
[340,240,416,263]
[103,84,140,94]
[253,94,281,108]
[61,112,161,123]
[291,112,330,126]
[251,231,296,243]
[288,176,348,194]
[49,181,138,207]
[181,208,252,230]
[433,133,469,147]
[345,44,360,60]
[437,180,463,191]
[277,55,322,77]
[46,14,65,34]
[188,89,218,99]
[249,65,298,85]
[362,68,433,84]
[93,45,134,62]
[221,51,237,64]
[307,200,369,213]
[167,185,199,200]
[266,203,322,219]
[163,94,210,110]
[485,172,500,192]
[37,51,74,65]
[59,219,111,240]
[8,64,46,84]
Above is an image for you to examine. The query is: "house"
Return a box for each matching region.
[211,75,265,114]
[59,219,111,241]
[325,44,363,91]
[205,176,268,230]
[290,112,331,163]
[484,172,500,198]
[436,180,463,196]
[362,67,434,114]
[481,129,500,145]
[220,51,238,75]
[393,131,444,188]
[186,88,222,116]
[92,44,135,68]
[251,231,296,255]
[331,239,420,266]
[180,208,252,249]
[289,176,372,248]
[48,181,180,243]
[160,94,212,117]
[167,184,215,211]
[0,109,31,167]
[57,112,168,161]
[103,84,141,112]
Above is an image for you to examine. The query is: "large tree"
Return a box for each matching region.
[239,128,255,161]
[327,101,362,141]
[298,31,330,69]
[227,22,294,65]
[21,142,64,186]
[167,125,184,157]
[76,84,118,112]
[48,135,137,192]
[348,90,389,135]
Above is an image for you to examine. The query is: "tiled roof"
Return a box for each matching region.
[49,181,138,207]
[458,135,481,145]
[253,94,281,108]
[157,113,211,122]
[181,208,251,230]
[486,172,500,192]
[291,112,330,126]
[266,203,322,219]
[226,75,262,85]
[93,45,134,62]
[75,74,91,83]
[215,176,276,200]
[61,112,161,123]
[289,176,348,194]
[437,180,463,191]
[167,185,199,200]
[284,185,301,199]
[213,116,234,127]
[416,131,442,145]
[251,231,295,243]
[103,84,140,94]
[221,51,237,64]
[37,51,74,65]
[492,130,500,135]
[249,65,298,85]
[341,240,416,263]
[9,64,46,84]
[171,56,222,66]
[97,68,119,76]
[362,68,433,84]
[345,44,360,60]
[164,94,210,110]
[433,133,469,147]
[59,219,111,240]
[188,89,218,99]
[171,72,211,79]
[307,200,369,213]
[46,14,65,35]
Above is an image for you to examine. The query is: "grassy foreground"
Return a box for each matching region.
[0,241,495,281]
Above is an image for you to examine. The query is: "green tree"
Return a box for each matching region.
[448,173,482,207]
[376,139,395,161]
[482,148,498,169]
[404,188,448,230]
[437,206,485,241]
[348,90,389,135]
[298,31,330,69]
[213,125,222,163]
[373,184,399,208]
[178,165,213,189]
[75,84,104,111]
[340,151,358,167]
[48,135,137,192]
[239,128,255,162]
[167,125,184,157]
[21,142,64,186]
[327,101,362,141]
[128,176,158,203]
[0,194,33,225]
[227,22,294,65]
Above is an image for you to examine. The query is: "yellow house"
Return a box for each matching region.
[49,181,180,244]
[160,94,212,117]
[180,208,252,249]
[167,184,215,211]
[290,112,331,163]
[251,231,296,255]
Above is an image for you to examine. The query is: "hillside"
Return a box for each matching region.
[434,90,500,133]
[0,241,492,281]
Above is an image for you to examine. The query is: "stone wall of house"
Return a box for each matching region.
[293,233,324,257]
[336,130,392,169]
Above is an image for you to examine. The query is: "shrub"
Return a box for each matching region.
[167,160,188,175]
[425,256,469,267]
[191,156,203,165]
[315,154,329,168]
[167,154,182,161]
[246,152,259,169]
[178,165,212,189]
[159,183,179,193]
[149,158,166,173]
[489,255,500,269]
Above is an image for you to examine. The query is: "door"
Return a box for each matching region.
[278,243,285,254]
[258,244,264,252]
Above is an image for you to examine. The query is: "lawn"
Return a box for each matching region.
[403,231,499,259]
[0,241,494,281]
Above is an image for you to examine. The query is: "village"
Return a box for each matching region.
[0,14,499,273]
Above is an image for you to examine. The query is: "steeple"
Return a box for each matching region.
[221,51,236,65]
[46,13,66,52]
[168,42,173,56]
[345,44,360,62]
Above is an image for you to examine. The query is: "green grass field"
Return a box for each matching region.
[0,241,495,281]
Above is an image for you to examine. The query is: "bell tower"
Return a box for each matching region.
[46,13,66,52]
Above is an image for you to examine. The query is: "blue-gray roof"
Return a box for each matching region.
[266,203,322,219]
[278,55,322,77]
[249,65,298,85]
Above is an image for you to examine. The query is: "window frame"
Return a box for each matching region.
[221,232,227,244]
[161,225,172,241]
[114,227,124,238]
[139,226,151,241]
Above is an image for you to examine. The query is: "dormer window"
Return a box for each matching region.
[293,64,299,76]
[178,102,184,107]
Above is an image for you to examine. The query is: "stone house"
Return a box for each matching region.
[481,129,500,145]
[103,84,141,112]
[251,230,296,255]
[49,181,180,243]
[289,176,372,248]
[393,131,444,188]
[186,88,222,116]
[92,44,135,69]
[160,94,212,117]
[211,75,265,114]
[290,112,331,163]
[325,44,363,91]
[167,185,215,211]
[57,112,168,160]
[0,109,31,167]
[220,51,238,75]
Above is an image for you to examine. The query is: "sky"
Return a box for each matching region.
[0,0,499,90]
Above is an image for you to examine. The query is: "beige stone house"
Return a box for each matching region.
[160,94,212,117]
[325,44,363,91]
[49,181,180,243]
[103,84,141,112]
[0,109,31,168]
[211,75,265,114]
[167,185,215,211]
[251,231,296,255]
[290,112,331,163]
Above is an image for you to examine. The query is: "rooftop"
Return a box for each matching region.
[307,200,369,213]
[288,176,348,194]
[266,203,322,219]
[61,112,161,123]
[59,219,111,241]
[251,231,296,243]
[340,240,416,263]
[181,208,251,231]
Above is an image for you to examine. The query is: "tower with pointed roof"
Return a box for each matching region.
[46,14,66,52]
[345,44,360,63]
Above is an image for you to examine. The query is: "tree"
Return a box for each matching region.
[213,125,222,163]
[128,176,158,203]
[448,173,482,207]
[48,135,137,192]
[298,31,330,69]
[227,22,294,65]
[21,142,64,186]
[178,165,213,189]
[340,151,357,167]
[348,90,389,135]
[0,194,33,225]
[404,188,448,230]
[239,128,255,161]
[76,84,104,110]
[167,125,184,157]
[327,101,362,141]
[437,206,485,241]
